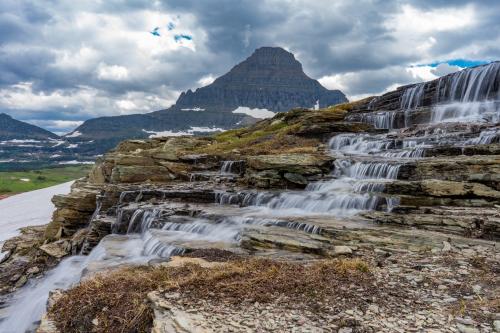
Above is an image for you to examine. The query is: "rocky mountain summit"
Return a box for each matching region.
[1,62,499,333]
[69,47,347,152]
[173,47,347,111]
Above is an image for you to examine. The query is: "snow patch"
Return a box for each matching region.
[181,107,205,111]
[66,143,79,149]
[232,106,275,119]
[58,160,94,165]
[143,126,225,138]
[65,131,82,138]
[50,154,61,158]
[189,127,224,133]
[0,182,72,246]
[0,139,42,144]
[143,129,192,137]
[51,140,65,147]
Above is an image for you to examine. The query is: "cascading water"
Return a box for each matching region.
[218,63,500,217]
[220,160,244,174]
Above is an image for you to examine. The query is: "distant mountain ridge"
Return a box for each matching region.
[0,113,59,140]
[69,47,348,150]
[0,113,97,170]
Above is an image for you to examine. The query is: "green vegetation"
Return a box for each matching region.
[194,104,351,156]
[0,165,92,196]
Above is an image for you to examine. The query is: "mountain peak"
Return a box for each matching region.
[173,46,347,111]
[243,46,301,69]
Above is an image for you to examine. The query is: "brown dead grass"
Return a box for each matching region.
[450,298,500,322]
[48,258,371,333]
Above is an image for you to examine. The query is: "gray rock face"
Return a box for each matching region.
[173,47,347,111]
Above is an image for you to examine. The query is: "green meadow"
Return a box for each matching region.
[0,165,92,196]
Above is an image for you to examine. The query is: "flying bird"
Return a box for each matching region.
[150,27,160,37]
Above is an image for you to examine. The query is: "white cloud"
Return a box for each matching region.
[0,82,177,118]
[115,100,137,111]
[384,4,477,60]
[53,46,100,71]
[430,63,462,76]
[97,63,129,81]
[197,74,215,87]
[385,4,476,35]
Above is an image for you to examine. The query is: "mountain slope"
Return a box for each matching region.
[0,113,59,140]
[70,47,348,151]
[171,46,347,111]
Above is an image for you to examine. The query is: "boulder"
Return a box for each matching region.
[110,166,175,183]
[284,172,308,186]
[40,240,71,259]
[246,154,331,174]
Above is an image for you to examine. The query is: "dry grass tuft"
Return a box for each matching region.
[48,258,371,333]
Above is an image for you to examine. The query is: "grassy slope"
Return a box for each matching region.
[0,165,92,196]
[191,103,354,156]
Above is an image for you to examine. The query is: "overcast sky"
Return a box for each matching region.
[0,0,499,134]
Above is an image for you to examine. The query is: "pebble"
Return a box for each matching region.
[457,324,480,333]
[494,320,500,333]
[338,328,353,333]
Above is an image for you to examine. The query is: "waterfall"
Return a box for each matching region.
[355,111,397,129]
[401,84,426,110]
[431,101,500,123]
[230,140,403,216]
[220,160,244,174]
[464,128,499,145]
[435,62,500,103]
